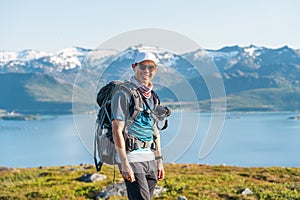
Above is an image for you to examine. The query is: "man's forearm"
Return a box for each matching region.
[112,119,135,182]
[112,120,129,166]
[153,131,163,159]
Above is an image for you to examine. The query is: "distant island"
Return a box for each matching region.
[0,110,40,121]
[288,115,300,120]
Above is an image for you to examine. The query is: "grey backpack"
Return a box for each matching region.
[94,80,170,171]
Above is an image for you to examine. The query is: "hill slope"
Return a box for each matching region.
[196,87,300,112]
[0,73,76,114]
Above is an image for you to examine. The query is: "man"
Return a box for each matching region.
[111,52,164,199]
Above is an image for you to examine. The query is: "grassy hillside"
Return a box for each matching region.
[196,87,300,112]
[225,87,300,112]
[1,164,300,199]
[24,73,73,103]
[0,73,89,114]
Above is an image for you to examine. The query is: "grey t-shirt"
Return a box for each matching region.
[111,88,156,163]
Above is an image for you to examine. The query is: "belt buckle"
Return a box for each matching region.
[142,141,146,148]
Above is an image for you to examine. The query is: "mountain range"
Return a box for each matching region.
[1,44,300,114]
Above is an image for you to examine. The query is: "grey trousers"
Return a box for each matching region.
[120,160,158,200]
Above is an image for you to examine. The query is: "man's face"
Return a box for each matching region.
[133,60,158,85]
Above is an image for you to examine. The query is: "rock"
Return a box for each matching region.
[241,188,253,195]
[95,181,166,199]
[69,167,80,172]
[153,185,166,197]
[0,167,11,171]
[11,168,20,173]
[0,167,19,172]
[95,181,127,199]
[39,172,52,177]
[81,163,94,169]
[95,190,109,200]
[178,196,188,200]
[78,173,106,182]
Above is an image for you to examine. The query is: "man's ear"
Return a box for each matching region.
[132,64,136,69]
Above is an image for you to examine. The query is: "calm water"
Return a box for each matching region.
[0,112,300,168]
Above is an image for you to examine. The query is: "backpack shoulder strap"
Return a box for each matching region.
[151,90,160,107]
[119,81,143,128]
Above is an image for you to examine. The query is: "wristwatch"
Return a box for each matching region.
[155,155,163,160]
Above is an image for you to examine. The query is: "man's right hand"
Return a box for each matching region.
[121,163,135,182]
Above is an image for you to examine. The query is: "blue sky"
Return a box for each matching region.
[1,0,299,51]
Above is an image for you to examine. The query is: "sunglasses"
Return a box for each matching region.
[137,64,157,72]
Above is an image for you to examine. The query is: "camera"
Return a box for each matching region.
[152,105,171,121]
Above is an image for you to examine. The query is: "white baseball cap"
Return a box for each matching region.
[134,52,158,65]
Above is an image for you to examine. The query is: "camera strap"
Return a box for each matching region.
[141,96,169,130]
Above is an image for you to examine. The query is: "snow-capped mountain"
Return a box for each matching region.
[95,45,198,87]
[1,44,299,78]
[1,44,300,114]
[207,45,300,72]
[0,47,93,73]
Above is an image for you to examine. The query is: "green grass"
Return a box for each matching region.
[0,165,120,200]
[159,164,300,200]
[1,164,300,200]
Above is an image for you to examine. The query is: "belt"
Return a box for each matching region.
[126,135,156,151]
[134,139,152,149]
